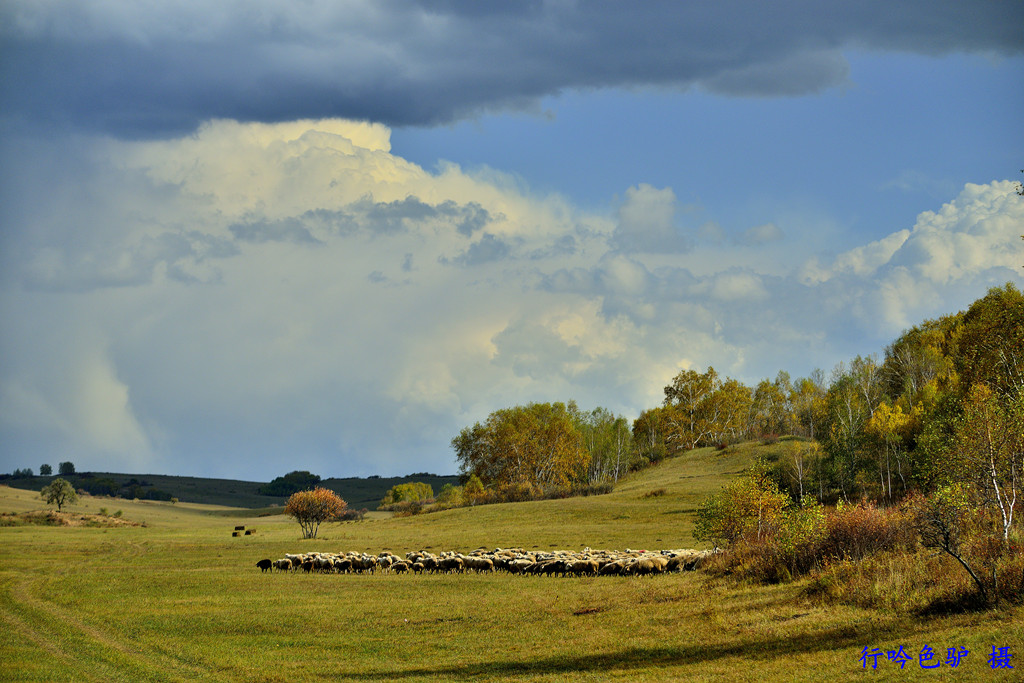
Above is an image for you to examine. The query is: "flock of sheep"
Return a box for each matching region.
[255,546,714,577]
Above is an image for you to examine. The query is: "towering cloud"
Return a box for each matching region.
[1,119,1020,479]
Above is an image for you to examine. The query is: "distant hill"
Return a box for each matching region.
[0,471,460,510]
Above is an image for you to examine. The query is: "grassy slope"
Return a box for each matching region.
[1,443,1020,682]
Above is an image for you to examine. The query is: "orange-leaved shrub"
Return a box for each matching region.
[285,487,347,539]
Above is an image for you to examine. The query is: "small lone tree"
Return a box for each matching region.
[58,461,75,475]
[913,484,989,603]
[285,487,347,539]
[41,478,78,512]
[39,464,53,476]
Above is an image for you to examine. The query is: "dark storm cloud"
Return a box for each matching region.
[2,0,1020,137]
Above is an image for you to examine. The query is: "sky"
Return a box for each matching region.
[1,1,1022,481]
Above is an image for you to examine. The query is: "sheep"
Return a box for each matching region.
[566,560,598,577]
[463,556,494,573]
[507,559,533,574]
[599,560,626,576]
[623,556,668,576]
[267,545,710,579]
[439,557,464,574]
[540,560,566,577]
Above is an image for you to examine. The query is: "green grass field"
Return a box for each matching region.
[2,444,1020,682]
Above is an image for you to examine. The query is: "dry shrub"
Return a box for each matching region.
[805,530,1024,613]
[820,500,916,562]
[702,499,827,584]
[804,550,951,613]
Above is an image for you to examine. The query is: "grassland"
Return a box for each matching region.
[2,444,1020,682]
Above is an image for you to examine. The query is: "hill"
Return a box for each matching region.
[0,470,460,510]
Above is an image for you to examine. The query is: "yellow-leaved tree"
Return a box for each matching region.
[452,402,587,493]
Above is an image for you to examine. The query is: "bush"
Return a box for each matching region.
[336,507,368,521]
[820,499,916,562]
[285,487,347,538]
[390,500,424,516]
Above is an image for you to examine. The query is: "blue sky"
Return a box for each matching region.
[1,1,1022,481]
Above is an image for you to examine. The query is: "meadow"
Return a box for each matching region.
[2,445,1021,682]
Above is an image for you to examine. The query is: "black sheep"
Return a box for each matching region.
[255,558,273,572]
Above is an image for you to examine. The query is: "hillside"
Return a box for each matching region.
[4,441,765,548]
[1,470,460,510]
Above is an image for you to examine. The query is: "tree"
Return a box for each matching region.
[39,464,52,476]
[452,402,588,490]
[752,376,791,437]
[58,461,75,475]
[913,485,990,603]
[694,458,791,547]
[791,372,826,439]
[632,406,670,465]
[710,378,754,444]
[435,483,464,507]
[381,482,434,507]
[284,487,347,539]
[258,470,321,497]
[780,440,821,502]
[41,478,78,512]
[463,474,485,505]
[821,364,871,501]
[663,367,722,450]
[573,406,634,484]
[865,401,915,500]
[953,383,1022,542]
[953,283,1024,399]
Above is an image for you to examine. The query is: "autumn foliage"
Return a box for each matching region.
[285,487,347,538]
[452,402,589,491]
